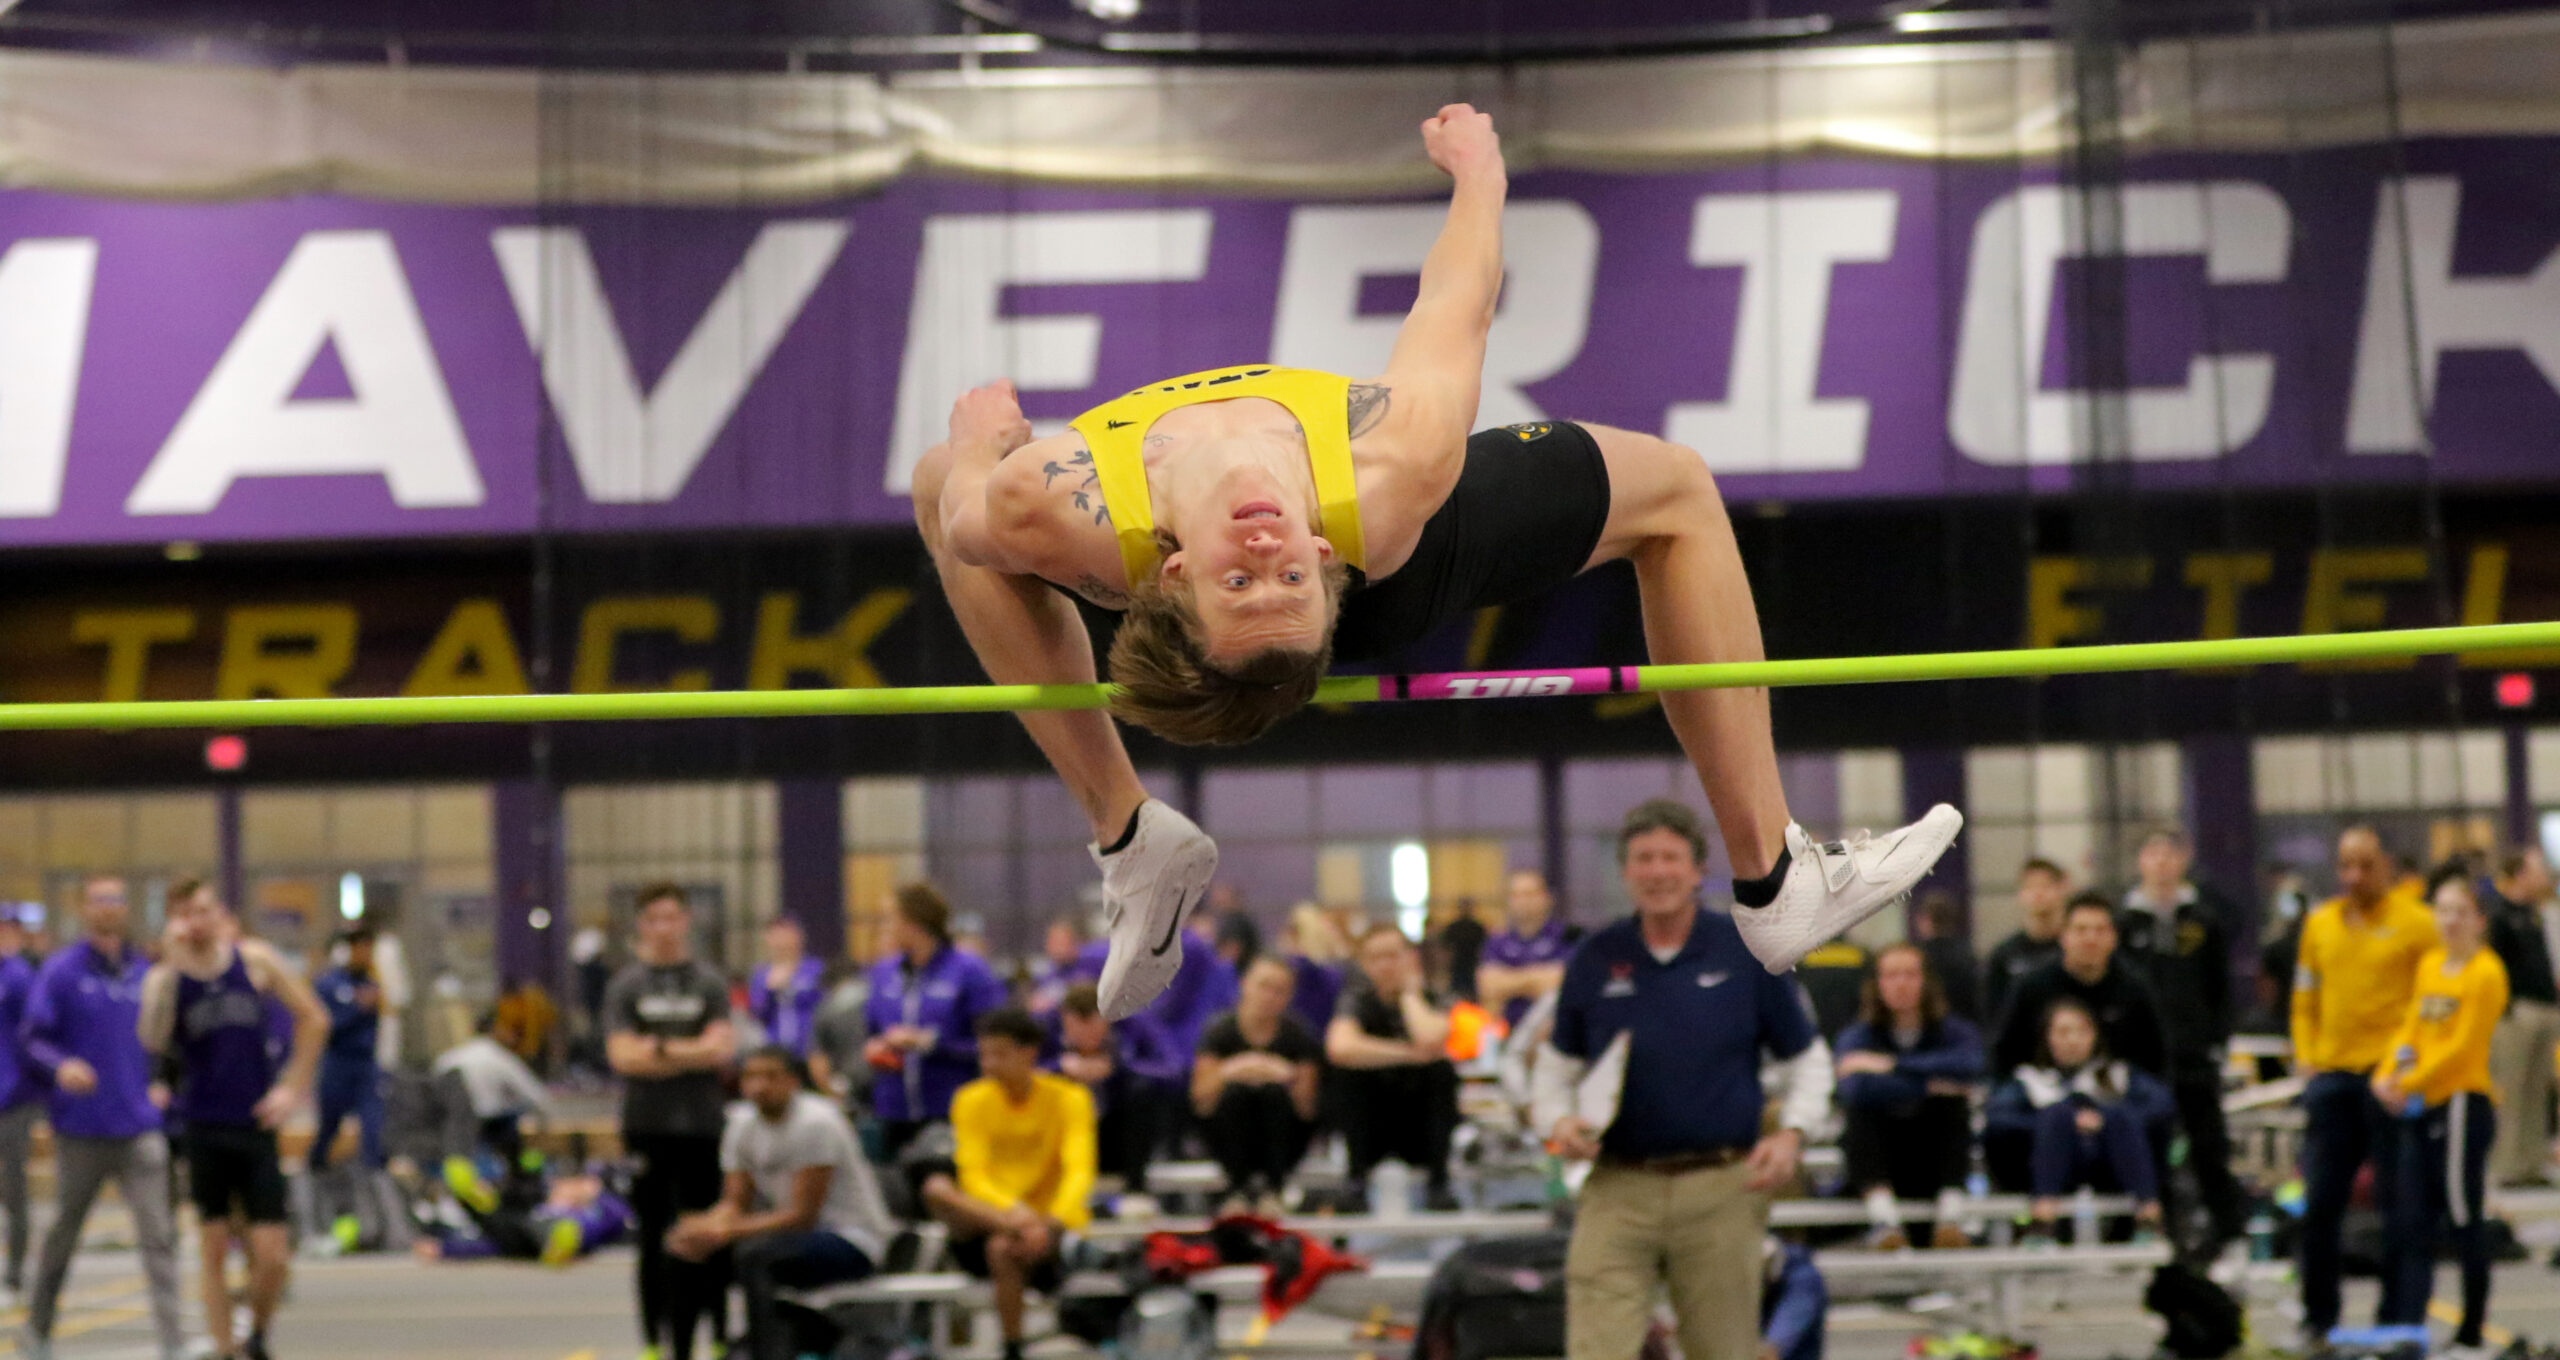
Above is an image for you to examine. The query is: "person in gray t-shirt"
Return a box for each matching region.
[671,1047,890,1360]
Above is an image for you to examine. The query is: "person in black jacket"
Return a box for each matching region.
[2117,827,2243,1246]
[1993,894,2169,1078]
[2486,846,2560,1186]
[1984,860,2069,1028]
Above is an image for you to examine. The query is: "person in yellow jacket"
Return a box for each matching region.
[2373,866,2507,1359]
[2290,826,2441,1345]
[918,1007,1096,1360]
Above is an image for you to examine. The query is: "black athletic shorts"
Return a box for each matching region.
[187,1123,290,1224]
[1330,420,1613,662]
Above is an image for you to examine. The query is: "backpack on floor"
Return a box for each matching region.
[1409,1231,1570,1360]
[2145,1262,2244,1359]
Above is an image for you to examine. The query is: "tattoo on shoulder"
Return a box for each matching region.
[1043,449,1111,526]
[1347,384,1392,438]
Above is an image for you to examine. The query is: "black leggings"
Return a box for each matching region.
[627,1134,730,1360]
[1841,1096,1972,1232]
[1334,1062,1459,1189]
[1204,1083,1314,1195]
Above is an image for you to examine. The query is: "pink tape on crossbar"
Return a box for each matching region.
[1393,666,1629,701]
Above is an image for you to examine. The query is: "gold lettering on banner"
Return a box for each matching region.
[402,599,530,697]
[72,608,196,702]
[2182,552,2274,641]
[2456,544,2560,667]
[2300,547,2431,670]
[572,596,719,694]
[215,605,359,699]
[2024,556,2153,650]
[746,589,912,690]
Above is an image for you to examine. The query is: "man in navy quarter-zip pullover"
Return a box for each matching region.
[1533,800,1835,1360]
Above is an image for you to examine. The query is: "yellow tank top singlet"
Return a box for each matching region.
[1066,365,1367,591]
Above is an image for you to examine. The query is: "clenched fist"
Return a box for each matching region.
[948,380,1034,454]
[1421,103,1503,183]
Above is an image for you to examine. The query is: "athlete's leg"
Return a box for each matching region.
[1577,424,1791,876]
[195,1223,236,1356]
[247,1223,290,1338]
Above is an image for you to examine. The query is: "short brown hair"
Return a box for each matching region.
[1105,556,1351,747]
[1061,982,1102,1019]
[894,881,952,945]
[635,881,689,913]
[1616,799,1708,867]
[167,876,208,906]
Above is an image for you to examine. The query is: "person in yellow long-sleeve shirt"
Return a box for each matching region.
[2290,826,2441,1346]
[919,1007,1096,1360]
[2373,867,2507,1358]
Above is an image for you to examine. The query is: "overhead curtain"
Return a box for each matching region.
[2,10,2558,203]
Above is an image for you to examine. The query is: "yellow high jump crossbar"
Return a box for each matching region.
[0,622,2551,731]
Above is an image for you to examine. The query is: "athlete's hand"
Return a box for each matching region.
[949,380,1034,454]
[1420,103,1503,183]
[253,1082,302,1130]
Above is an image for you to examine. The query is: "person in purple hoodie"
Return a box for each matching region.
[1072,926,1236,1058]
[0,906,41,1293]
[749,915,825,1061]
[862,883,1008,1160]
[1043,983,1186,1182]
[20,876,185,1360]
[1474,870,1576,1030]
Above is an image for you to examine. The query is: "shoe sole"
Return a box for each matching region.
[1098,834,1218,1021]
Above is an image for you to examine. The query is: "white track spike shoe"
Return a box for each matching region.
[1734,805,1965,974]
[1091,799,1219,1020]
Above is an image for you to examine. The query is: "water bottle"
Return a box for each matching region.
[2247,1211,2275,1262]
[2071,1187,2099,1248]
[1372,1160,1412,1221]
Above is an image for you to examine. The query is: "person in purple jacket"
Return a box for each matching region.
[1043,983,1186,1182]
[862,883,1008,1160]
[749,915,825,1060]
[1474,870,1576,1030]
[0,906,41,1294]
[1072,927,1236,1058]
[20,876,185,1360]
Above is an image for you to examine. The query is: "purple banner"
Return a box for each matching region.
[4,138,2558,548]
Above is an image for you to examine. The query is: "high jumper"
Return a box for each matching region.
[910,104,1962,1018]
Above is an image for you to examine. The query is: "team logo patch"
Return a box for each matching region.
[1503,422,1553,442]
[1601,960,1638,998]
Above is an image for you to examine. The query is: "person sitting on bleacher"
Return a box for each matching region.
[1194,955,1322,1211]
[918,1007,1096,1360]
[1833,942,1984,1250]
[1043,983,1186,1185]
[1326,924,1461,1212]
[668,1046,895,1360]
[1988,997,2169,1239]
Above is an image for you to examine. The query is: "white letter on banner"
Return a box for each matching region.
[1666,192,1898,473]
[884,211,1213,494]
[1948,182,2288,465]
[0,238,97,518]
[2346,177,2560,455]
[130,231,482,515]
[1270,202,1598,427]
[493,220,848,504]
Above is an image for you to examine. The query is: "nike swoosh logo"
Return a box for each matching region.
[1107,419,1136,430]
[1150,890,1195,957]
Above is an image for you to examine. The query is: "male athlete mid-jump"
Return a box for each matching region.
[911,104,1961,1018]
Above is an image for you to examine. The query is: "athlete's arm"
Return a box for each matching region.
[246,940,329,1109]
[1356,104,1507,563]
[136,962,180,1054]
[913,384,1152,841]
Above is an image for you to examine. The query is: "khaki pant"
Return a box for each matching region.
[2489,1000,2560,1184]
[1566,1159,1766,1360]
